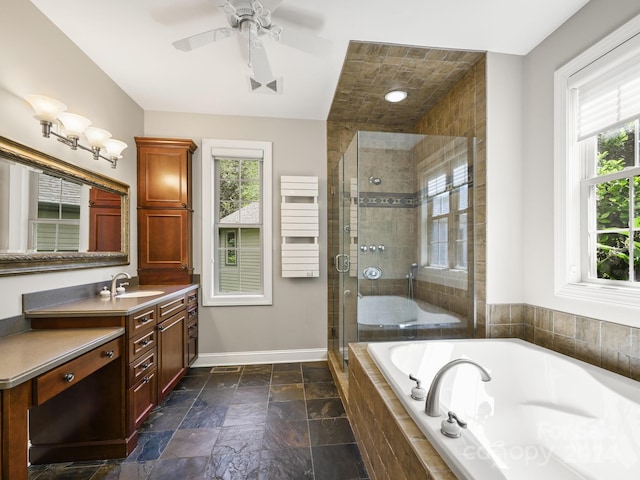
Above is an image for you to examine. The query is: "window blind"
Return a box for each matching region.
[570,33,640,140]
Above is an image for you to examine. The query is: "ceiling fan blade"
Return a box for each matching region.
[249,39,275,84]
[256,0,283,14]
[173,27,235,52]
[150,1,222,27]
[269,24,331,57]
[272,5,324,32]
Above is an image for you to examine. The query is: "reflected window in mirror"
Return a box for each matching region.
[0,164,121,253]
[0,135,129,276]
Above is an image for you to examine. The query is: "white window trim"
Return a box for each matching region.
[554,13,640,307]
[201,139,272,306]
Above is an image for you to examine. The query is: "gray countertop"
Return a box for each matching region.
[0,327,125,389]
[24,284,198,317]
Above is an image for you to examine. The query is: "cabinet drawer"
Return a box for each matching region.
[129,349,156,385]
[127,307,156,337]
[158,294,186,321]
[187,305,198,322]
[129,328,156,360]
[186,289,198,308]
[128,368,157,430]
[34,337,122,406]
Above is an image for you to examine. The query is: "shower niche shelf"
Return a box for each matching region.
[280,175,319,278]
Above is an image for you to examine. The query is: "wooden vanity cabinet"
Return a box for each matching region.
[27,285,199,461]
[135,137,197,285]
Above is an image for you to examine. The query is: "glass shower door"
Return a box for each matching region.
[336,140,359,369]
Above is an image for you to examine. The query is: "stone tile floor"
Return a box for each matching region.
[29,361,369,480]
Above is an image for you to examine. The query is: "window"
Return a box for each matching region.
[583,120,640,283]
[31,172,81,252]
[554,14,640,304]
[202,139,272,306]
[423,162,469,270]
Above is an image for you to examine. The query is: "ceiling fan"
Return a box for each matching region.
[172,0,330,94]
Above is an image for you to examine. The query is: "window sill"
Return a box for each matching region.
[557,282,640,308]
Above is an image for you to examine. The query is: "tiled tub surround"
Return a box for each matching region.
[487,303,640,381]
[30,361,368,480]
[348,343,455,480]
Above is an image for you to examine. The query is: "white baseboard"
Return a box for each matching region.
[192,348,328,367]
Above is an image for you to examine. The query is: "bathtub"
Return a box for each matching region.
[357,295,462,328]
[367,339,640,480]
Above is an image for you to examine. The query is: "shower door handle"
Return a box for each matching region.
[335,253,350,273]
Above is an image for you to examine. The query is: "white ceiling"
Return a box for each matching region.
[31,0,589,121]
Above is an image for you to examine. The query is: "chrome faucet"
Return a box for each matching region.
[425,359,492,417]
[110,272,131,297]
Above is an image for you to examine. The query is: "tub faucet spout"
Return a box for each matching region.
[425,359,491,417]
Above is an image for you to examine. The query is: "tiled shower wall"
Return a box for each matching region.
[357,145,416,288]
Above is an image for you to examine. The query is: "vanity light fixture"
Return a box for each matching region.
[384,90,408,103]
[24,94,127,169]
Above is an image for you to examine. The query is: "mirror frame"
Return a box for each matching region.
[0,135,130,275]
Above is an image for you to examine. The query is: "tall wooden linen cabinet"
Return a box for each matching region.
[135,137,198,284]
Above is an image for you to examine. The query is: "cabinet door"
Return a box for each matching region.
[129,369,157,431]
[137,146,190,208]
[138,210,190,270]
[157,311,186,402]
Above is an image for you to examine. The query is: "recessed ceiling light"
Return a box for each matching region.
[384,90,407,103]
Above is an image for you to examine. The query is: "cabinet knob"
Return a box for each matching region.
[104,350,115,358]
[139,317,151,324]
[139,339,150,347]
[142,376,151,384]
[63,373,75,383]
[141,362,151,370]
[181,202,187,208]
[181,264,188,270]
[157,325,165,332]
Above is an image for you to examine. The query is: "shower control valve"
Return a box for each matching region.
[378,244,385,253]
[360,245,368,252]
[369,245,377,252]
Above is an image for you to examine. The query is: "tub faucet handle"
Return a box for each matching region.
[409,374,426,401]
[441,411,467,438]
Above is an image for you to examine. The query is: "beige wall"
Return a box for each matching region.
[522,0,640,326]
[144,111,328,361]
[0,0,143,319]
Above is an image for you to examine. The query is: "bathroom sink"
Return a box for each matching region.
[115,290,165,298]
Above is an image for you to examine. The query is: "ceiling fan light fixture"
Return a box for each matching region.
[385,90,407,103]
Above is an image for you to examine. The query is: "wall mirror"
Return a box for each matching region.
[0,135,129,275]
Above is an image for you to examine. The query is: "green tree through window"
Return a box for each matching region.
[594,121,640,281]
